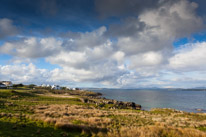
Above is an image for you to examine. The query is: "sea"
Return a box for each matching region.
[90,89,206,113]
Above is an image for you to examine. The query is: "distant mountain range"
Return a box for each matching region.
[83,87,206,91]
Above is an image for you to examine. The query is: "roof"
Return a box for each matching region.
[0,81,12,82]
[0,83,6,86]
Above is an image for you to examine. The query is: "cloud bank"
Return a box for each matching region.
[0,0,206,88]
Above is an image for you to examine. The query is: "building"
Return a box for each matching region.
[51,85,61,90]
[0,81,13,87]
[72,87,80,90]
[41,84,51,88]
[66,87,72,90]
[0,83,7,89]
[41,84,47,87]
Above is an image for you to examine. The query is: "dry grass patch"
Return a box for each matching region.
[118,126,206,137]
[27,104,206,136]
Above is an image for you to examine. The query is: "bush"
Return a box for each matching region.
[12,83,24,88]
[28,84,36,89]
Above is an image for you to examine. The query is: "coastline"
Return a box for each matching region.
[90,88,206,113]
[0,88,206,136]
[94,90,206,113]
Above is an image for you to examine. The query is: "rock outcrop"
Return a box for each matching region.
[80,97,141,110]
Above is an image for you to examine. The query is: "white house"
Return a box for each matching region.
[41,84,51,88]
[0,83,7,88]
[66,87,72,90]
[51,85,61,90]
[72,87,80,90]
[0,81,13,87]
[46,84,51,87]
[41,84,47,87]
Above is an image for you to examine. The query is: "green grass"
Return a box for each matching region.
[0,89,92,137]
[0,89,84,115]
[197,126,206,132]
[176,113,206,121]
[72,120,88,125]
[0,89,35,99]
[0,116,85,137]
[149,108,175,115]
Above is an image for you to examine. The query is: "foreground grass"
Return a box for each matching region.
[0,89,90,136]
[0,89,206,137]
[0,115,83,137]
[0,89,84,113]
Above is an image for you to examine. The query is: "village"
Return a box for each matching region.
[0,81,80,90]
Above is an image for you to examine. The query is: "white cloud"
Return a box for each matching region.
[139,0,203,39]
[0,0,206,88]
[0,37,62,58]
[62,26,107,51]
[0,63,49,84]
[169,42,206,71]
[47,51,87,68]
[117,0,204,56]
[112,51,125,63]
[129,51,163,68]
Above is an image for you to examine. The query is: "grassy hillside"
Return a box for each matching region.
[0,88,205,137]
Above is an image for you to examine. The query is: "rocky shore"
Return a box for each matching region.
[79,91,141,110]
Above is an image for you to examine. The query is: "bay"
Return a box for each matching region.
[91,89,206,112]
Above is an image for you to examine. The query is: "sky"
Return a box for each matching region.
[0,0,206,88]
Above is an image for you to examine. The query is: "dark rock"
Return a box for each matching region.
[63,113,69,116]
[11,90,18,93]
[88,91,142,110]
[96,103,105,108]
[196,109,202,112]
[88,100,96,104]
[135,104,141,110]
[107,101,114,104]
[125,102,136,109]
[116,101,124,106]
[112,101,142,110]
[80,98,88,103]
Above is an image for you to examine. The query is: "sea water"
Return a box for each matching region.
[91,89,206,112]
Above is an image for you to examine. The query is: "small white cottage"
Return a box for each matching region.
[51,85,61,90]
[0,81,13,87]
[41,84,47,87]
[0,83,7,88]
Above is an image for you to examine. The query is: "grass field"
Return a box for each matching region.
[0,88,206,137]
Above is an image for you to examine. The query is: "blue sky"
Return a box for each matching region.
[0,0,206,88]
